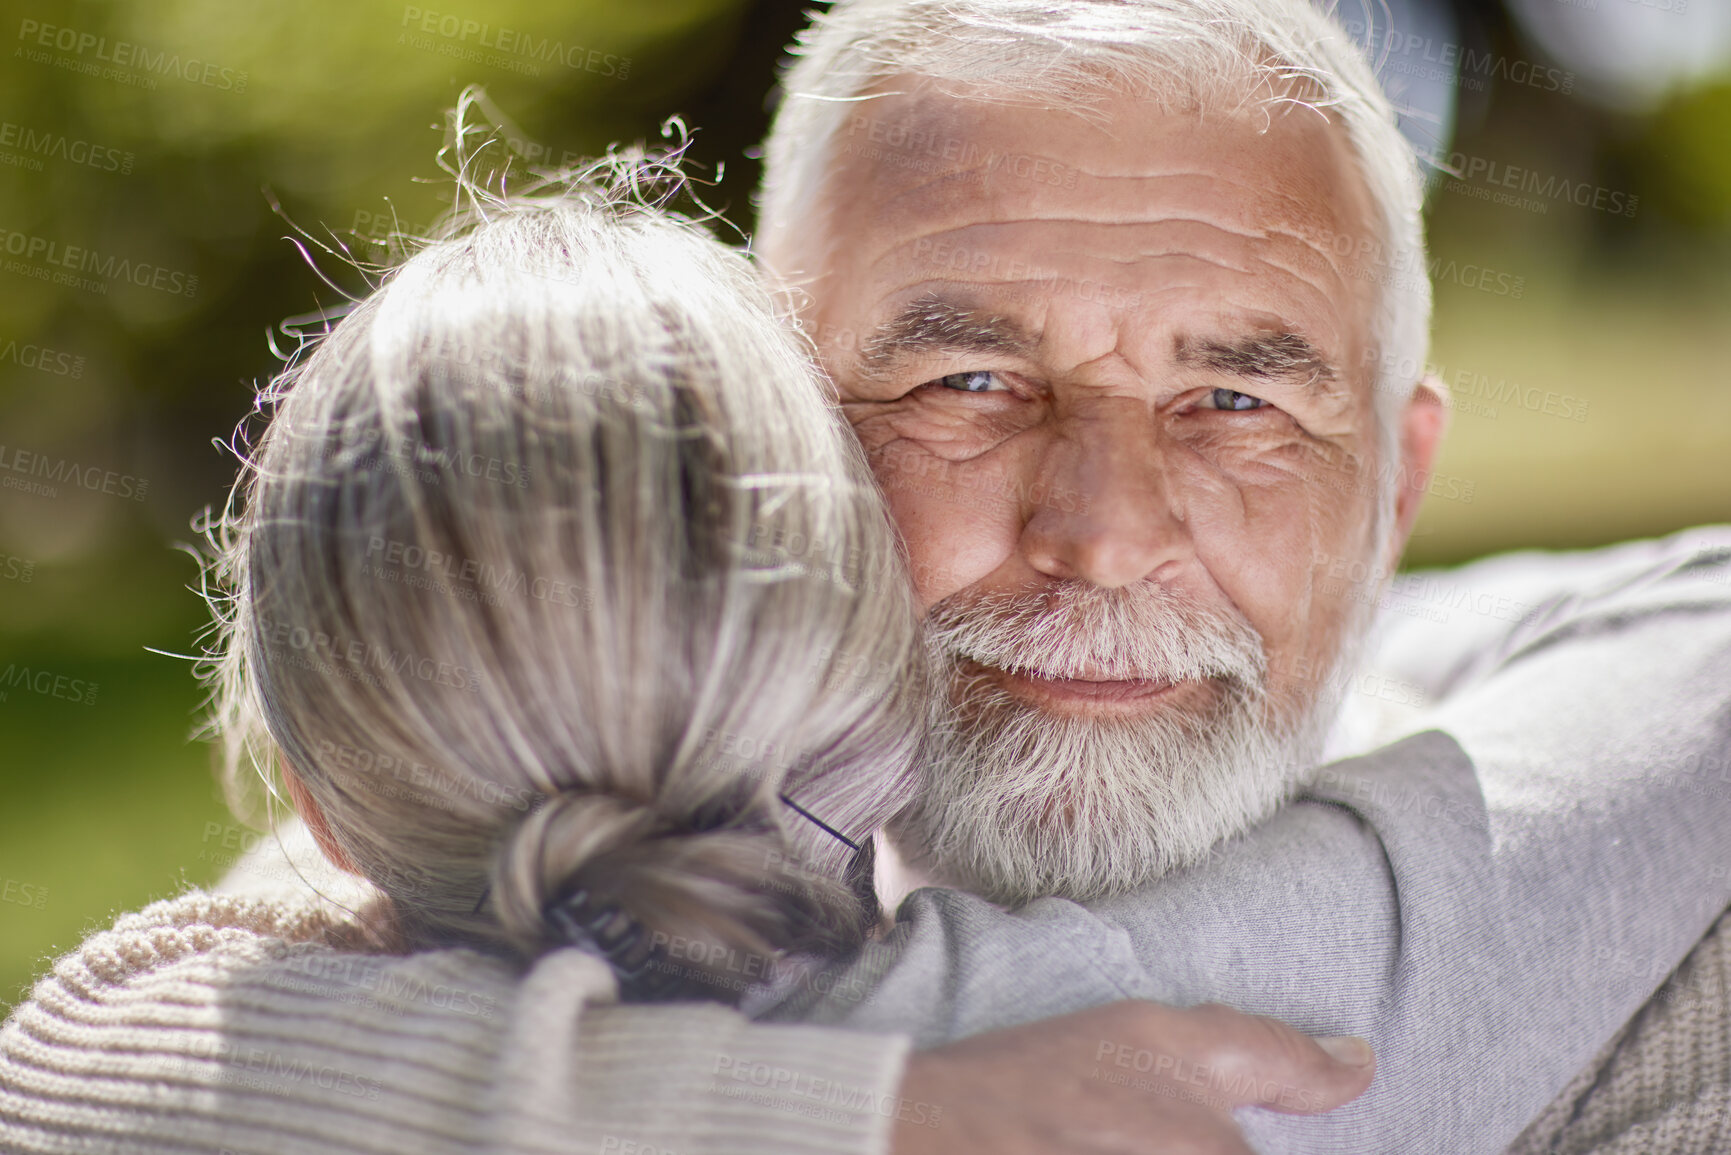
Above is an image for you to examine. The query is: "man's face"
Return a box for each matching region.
[767,81,1442,903]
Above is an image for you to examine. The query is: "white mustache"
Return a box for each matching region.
[924,581,1267,689]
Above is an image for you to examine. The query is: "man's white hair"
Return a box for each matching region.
[758,0,1431,474]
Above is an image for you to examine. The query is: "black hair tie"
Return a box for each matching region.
[543,886,683,1000]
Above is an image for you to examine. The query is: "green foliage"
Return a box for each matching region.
[1644,78,1731,229]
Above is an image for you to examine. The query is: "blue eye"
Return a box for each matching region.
[936,371,1003,393]
[1208,388,1266,411]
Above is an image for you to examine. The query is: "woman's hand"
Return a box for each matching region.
[892,1000,1374,1154]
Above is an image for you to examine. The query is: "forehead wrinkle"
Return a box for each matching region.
[1258,224,1381,300]
[885,217,1302,282]
[868,161,1007,214]
[862,150,1349,261]
[889,232,1350,353]
[969,168,1330,235]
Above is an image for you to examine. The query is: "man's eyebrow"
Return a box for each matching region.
[1175,332,1339,392]
[858,295,1037,378]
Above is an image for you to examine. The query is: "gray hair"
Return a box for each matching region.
[757,0,1430,506]
[200,148,925,990]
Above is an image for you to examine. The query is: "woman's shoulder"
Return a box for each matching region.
[0,886,601,1154]
[58,887,374,979]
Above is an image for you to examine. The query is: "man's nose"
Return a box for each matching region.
[1018,405,1191,588]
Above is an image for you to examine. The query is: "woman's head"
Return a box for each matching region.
[203,156,924,996]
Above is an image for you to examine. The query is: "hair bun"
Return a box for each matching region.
[491,789,863,1000]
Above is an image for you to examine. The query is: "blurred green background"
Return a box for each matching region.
[1,0,1728,1012]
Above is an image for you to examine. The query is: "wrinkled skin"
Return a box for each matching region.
[765,80,1446,725]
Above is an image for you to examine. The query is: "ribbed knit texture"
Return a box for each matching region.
[0,888,911,1154]
[1508,907,1731,1155]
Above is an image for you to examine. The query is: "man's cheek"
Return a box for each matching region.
[871,454,1022,609]
[886,491,998,609]
[1190,474,1348,656]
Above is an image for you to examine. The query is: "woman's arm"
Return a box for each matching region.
[0,889,1369,1155]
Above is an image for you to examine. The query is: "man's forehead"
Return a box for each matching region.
[807,80,1379,382]
[827,78,1367,245]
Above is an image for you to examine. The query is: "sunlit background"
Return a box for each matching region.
[1,0,1728,1011]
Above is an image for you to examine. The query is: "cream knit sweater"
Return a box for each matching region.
[0,879,910,1154]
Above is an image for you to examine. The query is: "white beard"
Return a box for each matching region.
[888,581,1351,906]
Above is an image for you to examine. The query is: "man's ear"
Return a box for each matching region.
[281,761,360,876]
[1388,375,1450,559]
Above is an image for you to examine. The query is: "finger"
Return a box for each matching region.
[1179,1004,1375,1115]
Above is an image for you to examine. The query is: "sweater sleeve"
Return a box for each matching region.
[1360,525,1731,703]
[0,891,910,1155]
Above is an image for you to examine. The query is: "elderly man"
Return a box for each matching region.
[734,2,1731,1151]
[752,0,1442,907]
[5,2,1729,1154]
